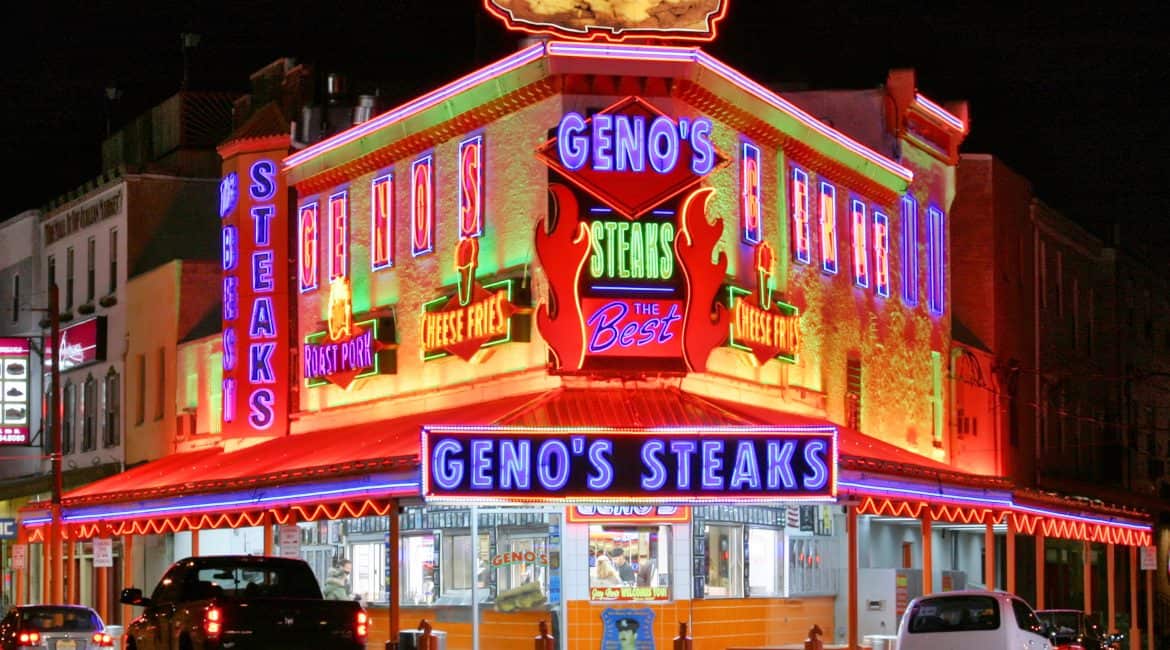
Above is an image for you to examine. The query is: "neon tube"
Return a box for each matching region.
[914,93,966,132]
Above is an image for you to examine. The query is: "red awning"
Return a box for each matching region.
[59,392,547,507]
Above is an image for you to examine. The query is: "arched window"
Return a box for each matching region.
[82,374,96,451]
[62,381,75,455]
[103,369,121,447]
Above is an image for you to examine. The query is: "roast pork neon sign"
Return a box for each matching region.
[304,279,395,389]
[422,425,837,502]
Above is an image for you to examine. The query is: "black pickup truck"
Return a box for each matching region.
[120,555,368,650]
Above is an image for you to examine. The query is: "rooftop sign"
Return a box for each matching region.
[483,0,729,43]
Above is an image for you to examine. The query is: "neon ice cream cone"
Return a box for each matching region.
[455,237,480,306]
[754,242,775,310]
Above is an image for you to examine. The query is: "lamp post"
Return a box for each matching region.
[44,283,63,603]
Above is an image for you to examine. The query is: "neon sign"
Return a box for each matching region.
[459,135,484,239]
[328,190,348,281]
[421,425,837,502]
[727,243,801,365]
[420,238,522,361]
[371,174,394,270]
[304,278,395,389]
[566,505,690,524]
[298,202,319,292]
[819,182,838,274]
[220,155,288,435]
[411,155,434,256]
[791,167,811,264]
[45,317,107,372]
[219,173,238,218]
[873,211,890,298]
[537,96,722,219]
[0,338,31,445]
[901,195,919,306]
[927,205,945,314]
[482,0,729,44]
[536,97,728,374]
[850,199,869,288]
[741,141,762,245]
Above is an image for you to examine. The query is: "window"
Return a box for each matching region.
[81,374,96,451]
[135,354,145,425]
[932,351,944,448]
[441,533,489,592]
[47,255,55,299]
[103,369,121,447]
[108,228,118,294]
[1056,251,1064,316]
[155,347,166,421]
[927,206,945,313]
[901,195,919,305]
[62,381,75,454]
[401,534,437,605]
[906,594,1000,633]
[1011,598,1045,635]
[703,524,743,597]
[747,527,783,596]
[819,182,838,274]
[10,273,19,322]
[86,236,95,302]
[65,247,74,310]
[589,525,670,601]
[788,529,839,595]
[846,357,862,430]
[850,200,869,287]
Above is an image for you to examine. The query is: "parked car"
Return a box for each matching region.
[1036,609,1124,650]
[0,604,115,649]
[897,590,1053,650]
[121,555,368,650]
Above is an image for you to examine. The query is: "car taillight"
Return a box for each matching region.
[205,606,222,638]
[356,610,368,639]
[18,630,40,645]
[91,631,115,646]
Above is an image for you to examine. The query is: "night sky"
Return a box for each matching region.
[3,1,1166,247]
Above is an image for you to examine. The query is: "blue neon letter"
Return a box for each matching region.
[640,440,667,490]
[647,116,679,174]
[499,439,530,490]
[670,440,697,490]
[729,440,761,490]
[557,112,588,171]
[700,440,724,490]
[766,440,797,489]
[802,439,830,491]
[689,118,715,175]
[586,439,614,490]
[536,439,570,491]
[469,439,493,490]
[431,439,464,490]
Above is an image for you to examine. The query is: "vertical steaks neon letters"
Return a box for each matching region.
[298,202,319,292]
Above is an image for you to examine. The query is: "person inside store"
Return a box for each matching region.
[610,548,635,584]
[594,554,622,586]
[324,558,361,601]
[616,617,639,650]
[636,553,654,587]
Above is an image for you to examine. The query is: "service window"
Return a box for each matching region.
[588,525,670,602]
[788,534,839,596]
[401,534,436,605]
[747,527,784,596]
[703,524,743,597]
[493,529,552,612]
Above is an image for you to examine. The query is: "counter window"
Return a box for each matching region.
[588,525,670,602]
[703,524,788,598]
[748,527,784,596]
[703,524,743,597]
[401,534,436,605]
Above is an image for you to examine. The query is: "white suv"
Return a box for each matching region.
[897,590,1053,650]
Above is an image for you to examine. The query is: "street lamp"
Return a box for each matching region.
[34,283,63,603]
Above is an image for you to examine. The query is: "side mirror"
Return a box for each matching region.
[120,588,152,607]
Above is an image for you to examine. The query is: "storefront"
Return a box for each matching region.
[14,7,1156,649]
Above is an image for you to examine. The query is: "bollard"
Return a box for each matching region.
[804,624,824,650]
[534,620,556,650]
[419,618,435,650]
[673,621,693,650]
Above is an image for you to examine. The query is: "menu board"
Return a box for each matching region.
[0,338,31,445]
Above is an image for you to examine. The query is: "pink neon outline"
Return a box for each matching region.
[328,190,349,281]
[850,199,869,288]
[914,93,966,132]
[458,135,485,239]
[872,211,890,298]
[411,156,435,256]
[284,42,912,186]
[371,173,394,271]
[297,202,319,293]
[285,44,544,169]
[741,141,762,245]
[790,167,811,264]
[819,181,838,274]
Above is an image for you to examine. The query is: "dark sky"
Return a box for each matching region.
[4,1,1166,246]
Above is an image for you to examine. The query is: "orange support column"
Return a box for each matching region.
[984,521,996,590]
[921,514,933,595]
[192,528,200,557]
[15,529,26,606]
[1005,516,1016,595]
[121,535,134,627]
[96,564,108,623]
[1035,531,1046,610]
[848,506,859,650]
[389,499,401,649]
[66,535,76,603]
[1106,543,1115,635]
[1129,546,1139,650]
[42,541,50,603]
[1083,541,1092,618]
[262,515,274,556]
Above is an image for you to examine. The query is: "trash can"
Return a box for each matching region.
[398,629,448,650]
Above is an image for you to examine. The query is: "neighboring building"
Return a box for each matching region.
[14,10,1158,650]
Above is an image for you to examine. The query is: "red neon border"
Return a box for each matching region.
[565,505,691,524]
[482,0,729,44]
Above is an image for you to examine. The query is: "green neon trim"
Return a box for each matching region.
[304,317,382,388]
[725,285,799,364]
[421,278,516,361]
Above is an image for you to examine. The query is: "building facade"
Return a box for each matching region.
[12,11,1159,650]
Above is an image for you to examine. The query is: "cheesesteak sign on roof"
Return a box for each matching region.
[483,0,730,43]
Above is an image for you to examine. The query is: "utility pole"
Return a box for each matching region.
[48,283,63,603]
